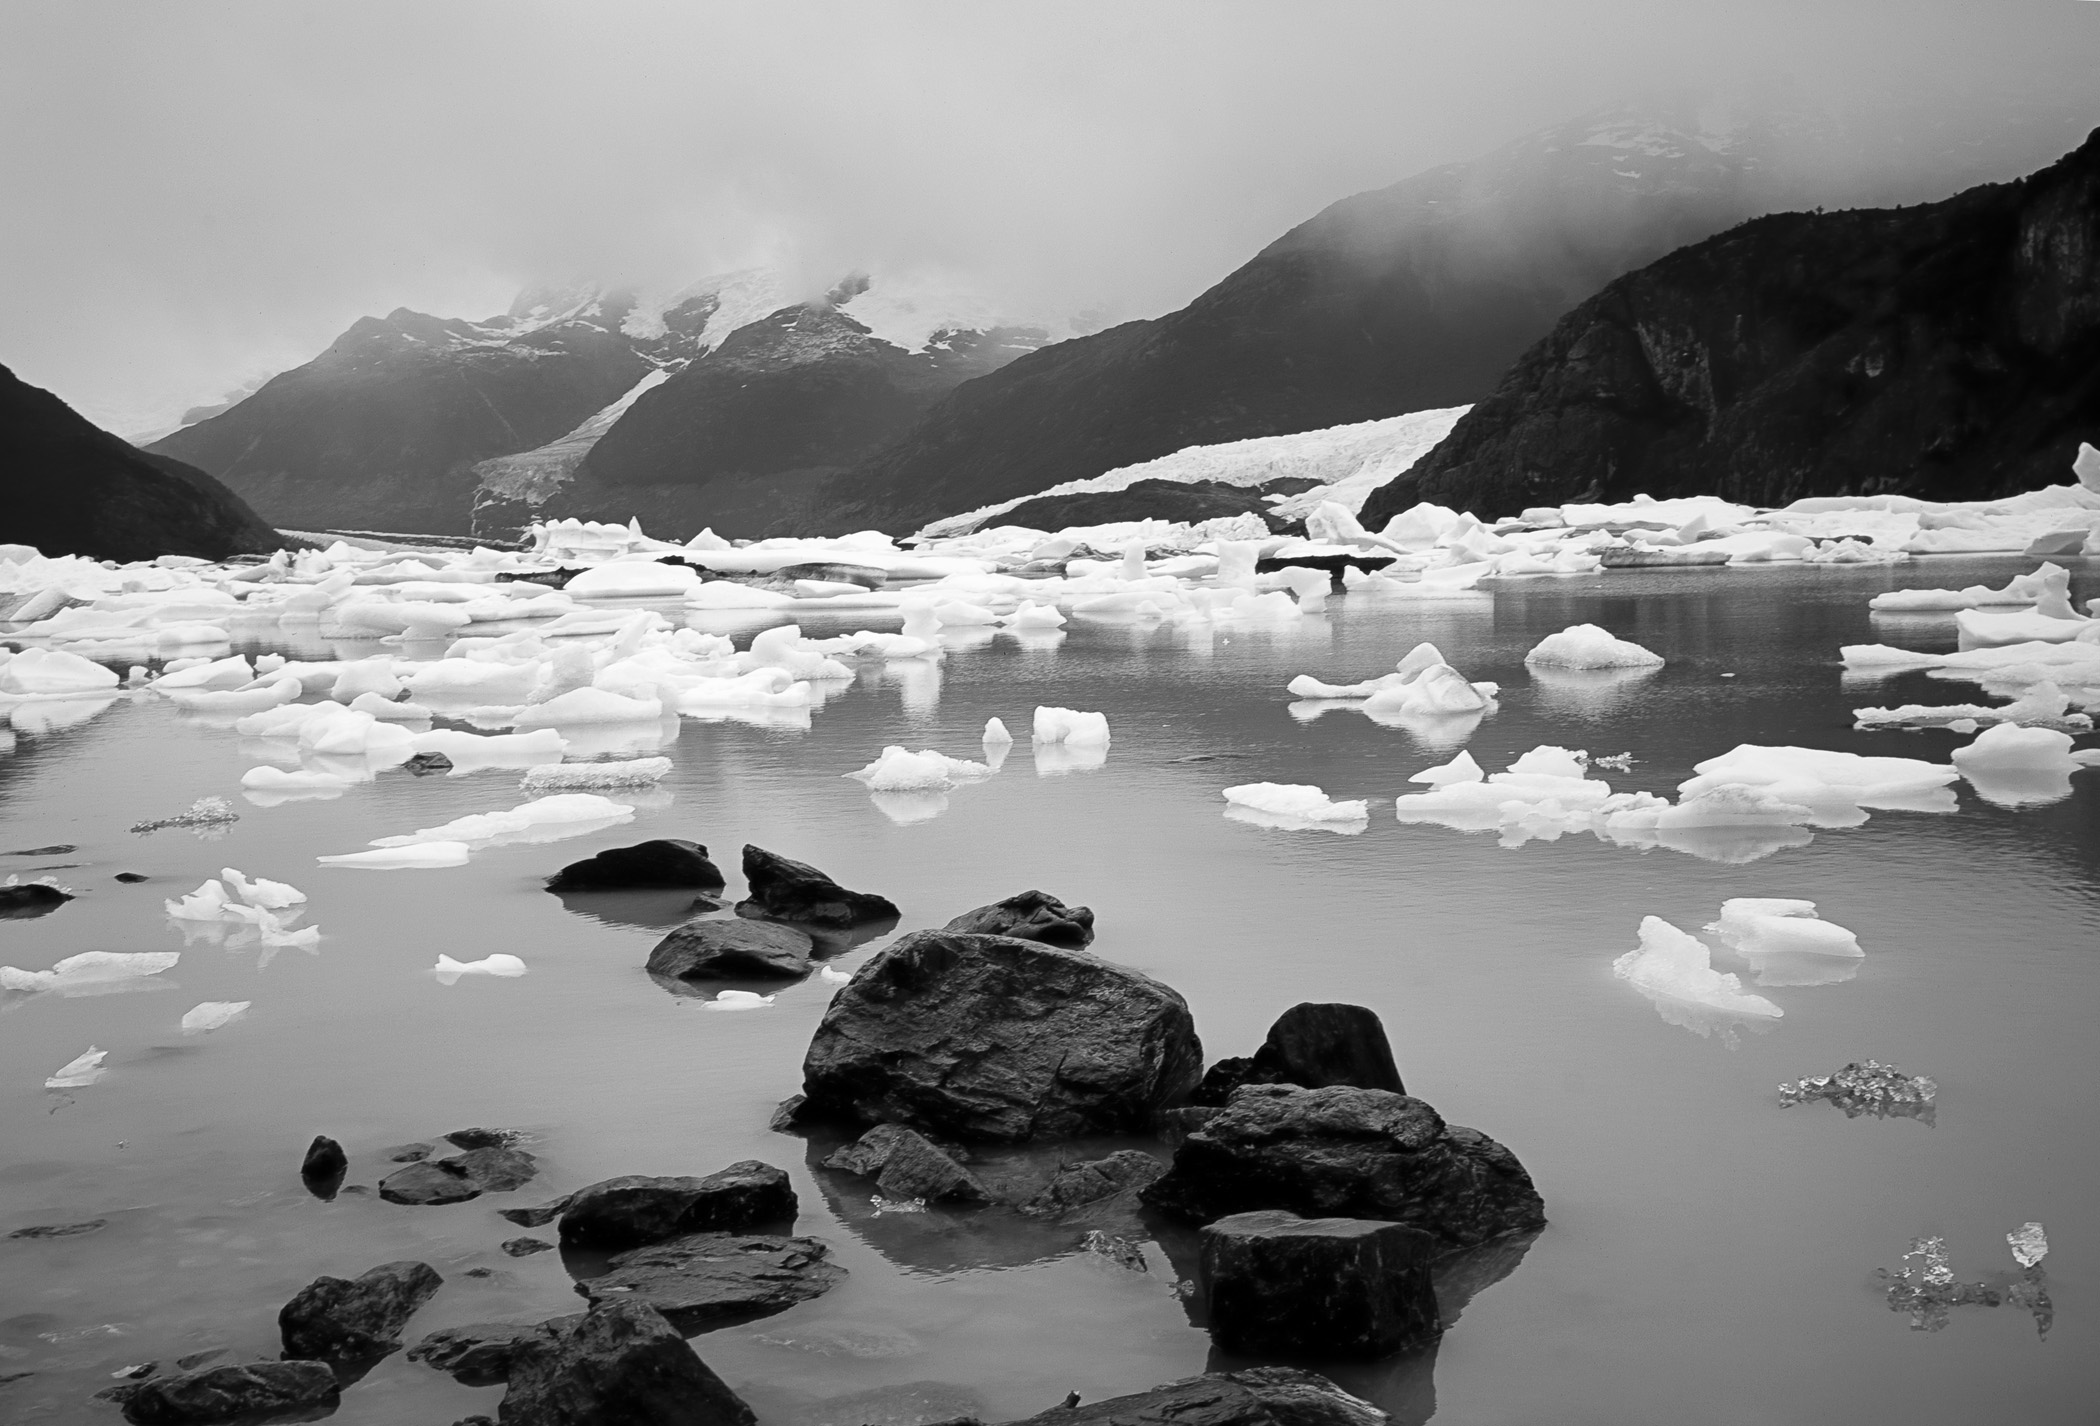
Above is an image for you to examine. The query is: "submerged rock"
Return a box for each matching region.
[1141,1085,1545,1250]
[578,1233,845,1330]
[116,1361,340,1426]
[1021,1151,1165,1216]
[800,931,1203,1143]
[648,919,814,981]
[1005,1367,1386,1426]
[1201,1210,1441,1357]
[548,840,726,892]
[6,1218,107,1240]
[822,1125,991,1205]
[941,890,1095,948]
[736,846,899,928]
[559,1161,796,1249]
[378,1146,537,1206]
[497,1193,576,1228]
[408,1320,558,1386]
[499,1300,755,1426]
[278,1259,443,1363]
[503,1237,556,1258]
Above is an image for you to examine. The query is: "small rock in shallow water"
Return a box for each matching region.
[443,1127,525,1151]
[116,1360,339,1425]
[822,1125,990,1205]
[379,1146,537,1205]
[736,845,899,928]
[171,1350,225,1372]
[941,890,1095,948]
[7,1218,107,1240]
[580,1233,846,1329]
[1002,1368,1383,1426]
[404,752,454,775]
[278,1259,443,1362]
[408,1320,557,1385]
[496,1193,575,1228]
[498,1300,755,1426]
[1023,1151,1165,1216]
[114,872,150,883]
[299,1136,348,1199]
[5,845,75,856]
[502,1237,555,1257]
[384,1142,435,1163]
[559,1161,795,1249]
[0,881,71,918]
[648,918,814,981]
[547,839,725,891]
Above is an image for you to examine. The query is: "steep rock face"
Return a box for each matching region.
[0,364,282,561]
[1360,129,2100,525]
[525,300,1056,539]
[822,104,1874,535]
[147,301,654,537]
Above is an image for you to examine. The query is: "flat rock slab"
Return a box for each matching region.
[117,1361,340,1426]
[1141,1085,1545,1251]
[941,889,1095,948]
[1201,1210,1440,1357]
[1005,1367,1387,1426]
[379,1146,537,1205]
[579,1233,844,1330]
[408,1320,567,1386]
[648,919,814,981]
[560,1161,795,1249]
[735,845,898,928]
[547,840,725,892]
[800,930,1203,1143]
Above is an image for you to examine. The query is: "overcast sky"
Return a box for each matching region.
[5,0,2097,432]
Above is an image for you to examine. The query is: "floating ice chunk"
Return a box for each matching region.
[241,766,358,792]
[1001,601,1066,629]
[1613,916,1783,1032]
[565,561,700,598]
[1779,1060,1936,1118]
[1954,606,2090,649]
[181,1001,251,1033]
[145,654,250,692]
[1677,745,1959,815]
[1,951,180,993]
[369,793,634,849]
[983,717,1013,745]
[931,600,999,626]
[675,669,814,712]
[410,727,568,772]
[681,578,792,608]
[221,868,306,909]
[317,841,473,869]
[46,1045,109,1088]
[347,691,432,722]
[165,879,232,919]
[1950,722,2082,773]
[1034,706,1111,746]
[165,676,301,714]
[1707,899,1863,959]
[299,707,417,759]
[1870,564,2069,611]
[1222,782,1371,823]
[519,757,672,791]
[702,989,774,1010]
[819,964,851,984]
[434,953,528,982]
[1409,750,1484,788]
[1524,623,1665,669]
[0,647,122,698]
[1364,661,1495,716]
[2008,1223,2048,1269]
[848,746,991,793]
[513,687,663,728]
[330,657,403,702]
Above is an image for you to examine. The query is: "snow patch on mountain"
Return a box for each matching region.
[916,406,1471,537]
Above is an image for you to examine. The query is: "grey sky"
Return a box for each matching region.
[5,0,2097,431]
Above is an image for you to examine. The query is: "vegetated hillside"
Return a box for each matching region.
[1,364,283,561]
[819,105,1857,535]
[1357,128,2100,527]
[146,298,659,537]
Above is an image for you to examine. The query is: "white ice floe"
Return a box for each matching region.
[367,793,634,850]
[1287,642,1498,721]
[2,951,181,994]
[46,1046,109,1088]
[1523,623,1665,669]
[181,1000,251,1033]
[819,964,852,984]
[847,746,993,793]
[1614,916,1783,1039]
[1705,898,1863,986]
[1222,782,1371,825]
[317,841,474,869]
[1033,706,1111,747]
[220,868,306,909]
[434,953,528,982]
[0,647,122,697]
[241,766,359,792]
[1950,722,2089,807]
[703,989,775,1010]
[520,757,673,791]
[409,727,568,772]
[1869,563,2071,612]
[983,717,1013,745]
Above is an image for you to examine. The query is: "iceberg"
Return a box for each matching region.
[1613,916,1783,1039]
[703,989,775,1010]
[180,1000,252,1033]
[519,756,673,791]
[1706,897,1863,986]
[1524,623,1665,669]
[221,868,306,909]
[434,953,528,982]
[1,951,181,994]
[847,746,992,793]
[46,1045,109,1088]
[1221,782,1371,823]
[1033,706,1111,747]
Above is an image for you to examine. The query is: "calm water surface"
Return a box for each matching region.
[2,557,2095,1425]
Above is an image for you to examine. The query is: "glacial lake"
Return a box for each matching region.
[2,555,2094,1426]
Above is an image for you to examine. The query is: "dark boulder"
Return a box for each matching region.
[278,1259,443,1362]
[442,1127,523,1150]
[114,872,151,883]
[1141,1085,1544,1251]
[0,882,71,918]
[404,752,454,775]
[548,840,726,892]
[503,1237,556,1257]
[116,1361,340,1426]
[942,890,1095,948]
[384,1142,434,1162]
[497,1193,575,1228]
[821,1124,991,1205]
[6,1218,106,1240]
[647,919,813,981]
[578,1233,845,1330]
[407,1320,559,1386]
[378,1145,537,1205]
[800,931,1203,1143]
[559,1161,795,1249]
[1021,1150,1166,1216]
[1200,1210,1441,1357]
[1194,1003,1404,1105]
[299,1136,347,1199]
[735,845,899,927]
[497,1299,755,1426]
[1004,1367,1385,1426]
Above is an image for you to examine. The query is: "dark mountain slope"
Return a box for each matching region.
[1,364,282,561]
[821,106,1838,535]
[1357,128,2100,527]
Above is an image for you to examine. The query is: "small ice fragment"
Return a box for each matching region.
[131,796,238,834]
[434,953,528,982]
[1777,1060,1935,1119]
[1221,782,1370,822]
[1706,898,1863,959]
[317,842,473,869]
[1524,623,1665,669]
[1032,706,1111,746]
[181,1001,252,1033]
[1409,750,1484,788]
[220,868,306,909]
[704,989,775,1010]
[165,879,232,919]
[983,717,1013,745]
[819,965,851,984]
[1613,916,1783,1025]
[2008,1222,2048,1269]
[518,757,672,792]
[0,951,180,993]
[46,1045,108,1088]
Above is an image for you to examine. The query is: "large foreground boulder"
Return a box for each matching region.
[735,845,899,927]
[278,1259,442,1362]
[1195,1003,1405,1104]
[117,1361,339,1425]
[1201,1211,1441,1357]
[548,840,725,892]
[578,1233,845,1330]
[799,930,1203,1142]
[647,919,813,981]
[499,1299,756,1426]
[1006,1367,1386,1426]
[942,890,1095,948]
[559,1161,795,1249]
[1141,1084,1545,1250]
